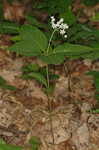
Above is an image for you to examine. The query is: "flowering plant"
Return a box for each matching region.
[45,16,69,62]
[9,16,95,92]
[51,16,69,38]
[9,16,95,65]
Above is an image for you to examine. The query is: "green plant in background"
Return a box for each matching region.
[0,21,20,34]
[0,76,17,90]
[86,71,99,101]
[90,12,99,22]
[0,138,22,150]
[88,109,99,114]
[86,71,99,113]
[34,0,72,14]
[83,0,99,6]
[29,136,40,150]
[0,0,4,20]
[0,136,40,150]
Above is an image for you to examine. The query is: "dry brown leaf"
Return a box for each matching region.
[3,0,25,22]
[72,0,99,25]
[71,123,90,150]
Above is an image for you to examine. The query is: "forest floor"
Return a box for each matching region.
[0,35,99,150]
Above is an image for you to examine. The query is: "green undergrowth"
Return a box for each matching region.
[0,136,40,150]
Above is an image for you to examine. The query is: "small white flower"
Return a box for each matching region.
[64,35,67,38]
[59,23,68,30]
[51,16,55,21]
[58,23,64,29]
[55,22,61,28]
[51,16,56,29]
[50,16,69,38]
[52,23,57,29]
[63,24,69,29]
[60,29,66,35]
[56,19,64,28]
[58,18,64,24]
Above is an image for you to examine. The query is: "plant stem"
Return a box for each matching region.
[45,28,57,144]
[47,94,55,144]
[46,65,50,88]
[64,61,71,92]
[46,65,55,144]
[46,29,56,55]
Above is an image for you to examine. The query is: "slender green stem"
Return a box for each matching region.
[45,29,57,144]
[46,65,55,144]
[46,65,50,89]
[46,29,56,55]
[64,62,71,92]
[47,94,55,144]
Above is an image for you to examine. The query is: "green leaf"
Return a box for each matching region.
[11,35,21,42]
[83,0,99,6]
[86,71,99,101]
[68,24,99,43]
[40,67,59,80]
[20,25,48,51]
[29,136,40,150]
[53,43,93,59]
[39,53,65,64]
[92,30,99,39]
[22,72,47,87]
[9,24,48,56]
[60,7,76,25]
[69,31,94,42]
[43,85,55,95]
[3,84,17,91]
[0,139,6,144]
[0,76,6,84]
[84,50,99,60]
[0,21,20,34]
[90,12,99,22]
[89,109,99,113]
[86,71,99,78]
[67,24,81,39]
[25,15,47,29]
[0,143,22,150]
[22,63,39,73]
[0,2,3,20]
[95,79,99,89]
[38,0,72,14]
[39,43,95,64]
[0,76,17,91]
[9,41,41,56]
[95,93,99,100]
[53,43,99,60]
[90,42,99,48]
[49,74,59,80]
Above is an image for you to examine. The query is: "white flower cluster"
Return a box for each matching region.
[51,16,69,38]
